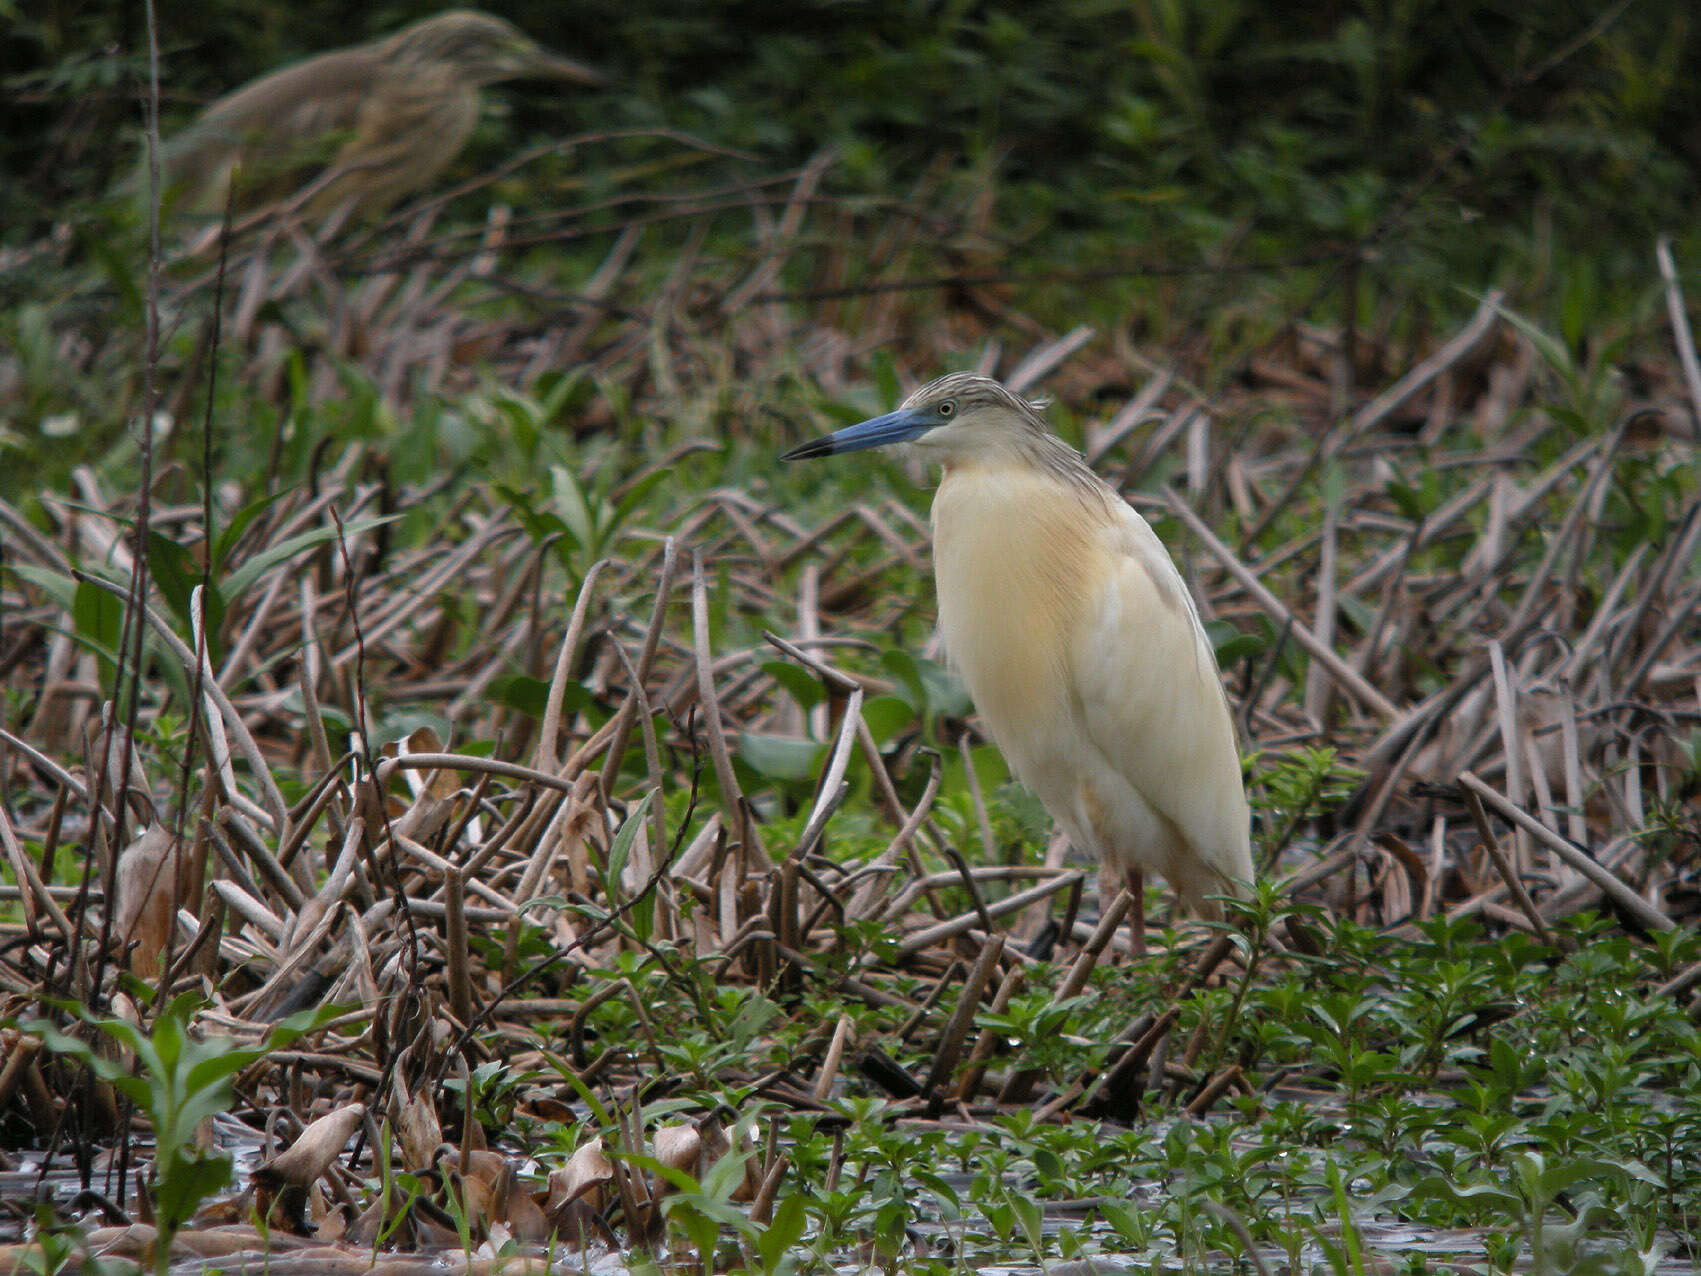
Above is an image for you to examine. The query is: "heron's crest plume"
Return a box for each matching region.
[383,10,602,84]
[901,374,1105,499]
[900,372,1047,424]
[385,12,530,63]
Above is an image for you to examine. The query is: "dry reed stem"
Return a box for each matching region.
[1458,772,1676,933]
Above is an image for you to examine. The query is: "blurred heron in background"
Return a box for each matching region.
[161,10,606,227]
[784,373,1253,942]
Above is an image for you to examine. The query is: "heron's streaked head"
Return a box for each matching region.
[387,11,607,86]
[782,373,1054,466]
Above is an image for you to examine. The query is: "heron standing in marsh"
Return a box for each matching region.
[783,374,1252,942]
[161,10,607,227]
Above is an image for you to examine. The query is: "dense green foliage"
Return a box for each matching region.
[9,0,1699,282]
[564,904,1700,1272]
[6,0,1700,486]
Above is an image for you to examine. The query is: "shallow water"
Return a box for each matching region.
[3,1119,1694,1276]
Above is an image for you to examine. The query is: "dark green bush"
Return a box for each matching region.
[7,0,1697,280]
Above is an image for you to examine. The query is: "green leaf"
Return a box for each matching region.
[270,1001,347,1046]
[1325,1158,1365,1276]
[153,1146,232,1231]
[909,1168,960,1208]
[755,1192,806,1276]
[603,790,658,941]
[172,1079,241,1140]
[72,576,124,689]
[1477,292,1573,380]
[1406,1172,1520,1213]
[543,1060,613,1128]
[613,468,671,526]
[737,733,822,782]
[9,564,79,611]
[223,515,399,599]
[210,491,289,574]
[549,465,595,548]
[859,695,916,749]
[915,657,972,718]
[879,648,927,710]
[603,789,654,899]
[620,1151,702,1198]
[1206,619,1265,666]
[80,226,145,320]
[488,674,591,720]
[181,1048,264,1107]
[1008,1190,1044,1254]
[494,484,570,548]
[1336,593,1376,633]
[1386,480,1427,522]
[1099,1199,1147,1246]
[25,1019,121,1081]
[762,661,826,712]
[145,531,198,628]
[1031,1144,1064,1186]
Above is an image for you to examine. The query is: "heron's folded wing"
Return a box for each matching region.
[1069,505,1250,879]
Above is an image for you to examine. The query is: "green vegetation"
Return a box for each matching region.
[28,994,336,1274]
[3,2,1700,1274]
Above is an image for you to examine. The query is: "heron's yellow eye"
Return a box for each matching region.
[937,400,956,418]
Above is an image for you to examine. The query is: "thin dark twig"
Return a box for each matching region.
[327,505,422,1120]
[156,179,237,1014]
[753,248,1355,303]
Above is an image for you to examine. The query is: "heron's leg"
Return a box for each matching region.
[1126,869,1146,956]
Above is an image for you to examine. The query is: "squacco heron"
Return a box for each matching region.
[162,10,606,224]
[784,374,1253,938]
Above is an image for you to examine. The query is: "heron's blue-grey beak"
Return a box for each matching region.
[781,408,933,461]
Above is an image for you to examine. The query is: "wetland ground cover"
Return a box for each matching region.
[2,2,1700,1272]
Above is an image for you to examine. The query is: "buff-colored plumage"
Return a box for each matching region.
[162,10,605,223]
[784,373,1252,916]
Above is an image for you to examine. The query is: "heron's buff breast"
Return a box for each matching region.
[930,463,1114,763]
[930,461,1251,898]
